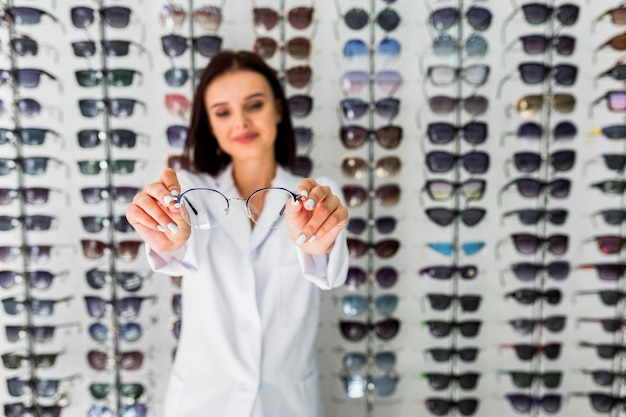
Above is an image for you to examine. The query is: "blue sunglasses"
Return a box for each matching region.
[427,241,485,256]
[340,294,399,317]
[343,38,401,60]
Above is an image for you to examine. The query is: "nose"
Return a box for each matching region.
[234,109,249,129]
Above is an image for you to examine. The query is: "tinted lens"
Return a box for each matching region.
[10,37,38,56]
[287,95,313,117]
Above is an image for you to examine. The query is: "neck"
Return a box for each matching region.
[231,157,277,197]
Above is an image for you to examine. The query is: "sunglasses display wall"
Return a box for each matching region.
[2,0,626,416]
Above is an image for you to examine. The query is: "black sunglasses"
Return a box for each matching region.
[77,129,146,149]
[512,34,576,55]
[0,214,56,231]
[425,346,479,362]
[500,342,562,360]
[84,295,156,320]
[78,98,145,118]
[340,6,400,31]
[2,296,72,317]
[85,269,147,293]
[425,151,490,174]
[344,266,399,290]
[0,156,64,176]
[2,351,63,370]
[591,179,626,195]
[71,39,148,58]
[0,128,60,146]
[347,238,400,258]
[509,233,568,255]
[503,208,568,226]
[426,121,488,145]
[507,261,571,281]
[419,264,478,280]
[577,263,626,281]
[0,270,68,290]
[75,68,141,87]
[7,374,78,398]
[422,372,481,390]
[2,7,59,25]
[500,177,571,199]
[80,186,139,204]
[429,6,492,31]
[161,34,222,58]
[508,150,576,174]
[582,369,626,386]
[339,318,400,341]
[580,341,626,359]
[339,124,403,149]
[500,370,562,388]
[576,289,626,306]
[578,317,626,333]
[0,68,58,88]
[506,394,561,414]
[70,6,133,29]
[425,397,479,416]
[518,63,577,85]
[3,403,62,417]
[428,94,488,116]
[5,322,78,343]
[502,121,577,143]
[425,208,486,227]
[508,315,567,335]
[423,320,482,338]
[80,215,134,233]
[426,293,482,312]
[340,97,400,120]
[347,216,397,235]
[505,288,562,305]
[77,159,142,176]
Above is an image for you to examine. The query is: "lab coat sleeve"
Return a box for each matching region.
[296,227,349,290]
[145,242,199,276]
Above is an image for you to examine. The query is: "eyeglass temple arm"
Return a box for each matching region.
[500,7,518,45]
[495,72,514,99]
[588,94,606,118]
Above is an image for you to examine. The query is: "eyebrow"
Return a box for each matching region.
[209,92,266,110]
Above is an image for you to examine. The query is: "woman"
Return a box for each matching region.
[125,50,349,417]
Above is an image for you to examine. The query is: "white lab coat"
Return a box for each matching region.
[147,164,349,417]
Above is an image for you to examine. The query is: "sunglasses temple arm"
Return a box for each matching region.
[500,9,518,45]
[588,95,604,118]
[495,74,512,100]
[499,268,507,286]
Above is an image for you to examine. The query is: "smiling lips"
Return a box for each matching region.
[234,132,257,143]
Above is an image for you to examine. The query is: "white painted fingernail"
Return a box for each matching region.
[291,198,299,206]
[157,225,167,232]
[308,234,317,243]
[306,199,315,209]
[296,233,307,245]
[163,195,174,205]
[174,203,181,208]
[171,190,179,197]
[299,190,308,197]
[168,223,179,234]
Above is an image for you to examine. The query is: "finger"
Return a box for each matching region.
[298,195,346,243]
[144,168,182,208]
[296,179,330,211]
[128,192,180,233]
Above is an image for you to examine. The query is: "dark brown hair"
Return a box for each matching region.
[183,50,296,176]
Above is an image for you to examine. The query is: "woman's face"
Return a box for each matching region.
[204,69,282,165]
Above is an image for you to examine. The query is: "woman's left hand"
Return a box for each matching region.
[285,178,348,255]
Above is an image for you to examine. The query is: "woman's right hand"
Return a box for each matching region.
[126,168,191,253]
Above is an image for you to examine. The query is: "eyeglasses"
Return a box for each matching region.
[502,121,577,143]
[80,186,139,204]
[505,288,561,305]
[426,294,481,312]
[341,156,401,180]
[509,233,568,255]
[85,269,147,292]
[71,39,148,58]
[338,294,398,317]
[287,94,313,118]
[419,264,478,280]
[5,322,78,343]
[75,69,141,87]
[423,179,486,201]
[500,178,571,199]
[80,239,143,261]
[253,37,312,60]
[512,34,576,55]
[1,351,63,370]
[161,34,222,58]
[7,374,79,398]
[507,261,570,281]
[429,6,492,31]
[425,208,486,227]
[425,347,479,362]
[89,382,145,400]
[340,97,400,120]
[500,342,562,360]
[426,121,488,145]
[422,372,480,391]
[506,394,561,414]
[339,318,400,341]
[423,320,481,338]
[500,371,562,388]
[342,38,401,60]
[2,7,59,25]
[253,6,314,31]
[425,151,489,174]
[428,94,488,116]
[347,238,400,258]
[0,270,68,290]
[509,315,566,335]
[342,184,400,207]
[591,180,626,195]
[432,33,488,57]
[576,289,626,306]
[339,125,403,149]
[426,64,490,87]
[78,98,145,118]
[0,245,62,263]
[344,266,399,290]
[0,215,56,231]
[2,296,72,316]
[88,321,143,343]
[160,3,223,32]
[578,317,626,333]
[580,341,626,359]
[70,6,133,29]
[341,70,402,95]
[424,397,479,416]
[341,350,396,372]
[347,216,397,235]
[512,93,576,117]
[80,215,134,234]
[340,7,400,32]
[582,369,626,386]
[0,157,65,176]
[427,241,485,256]
[340,374,399,398]
[577,263,626,281]
[503,208,568,226]
[177,187,300,229]
[87,349,144,371]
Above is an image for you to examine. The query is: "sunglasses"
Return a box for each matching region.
[342,38,400,60]
[78,98,145,118]
[166,125,188,148]
[252,6,314,31]
[425,208,486,227]
[292,155,313,177]
[338,294,398,317]
[576,289,626,306]
[500,370,562,388]
[584,235,626,254]
[571,393,626,413]
[506,394,561,414]
[512,93,576,117]
[0,127,60,146]
[597,33,626,53]
[507,261,571,281]
[422,372,480,391]
[340,156,401,179]
[347,216,397,235]
[585,154,626,175]
[75,69,141,87]
[0,68,58,88]
[80,186,139,204]
[7,374,79,398]
[509,315,567,335]
[85,269,147,293]
[425,151,489,174]
[163,67,202,87]
[1,351,63,370]
[0,270,68,290]
[341,350,396,372]
[517,62,578,86]
[0,156,64,176]
[71,39,148,58]
[589,124,626,140]
[509,233,568,255]
[432,33,488,57]
[161,34,222,58]
[87,404,147,417]
[341,70,402,95]
[513,34,576,55]
[578,317,626,333]
[503,121,577,143]
[340,7,400,32]
[0,245,62,263]
[342,184,400,207]
[516,3,579,25]
[70,6,133,29]
[5,322,78,343]
[172,318,182,339]
[77,159,142,176]
[87,349,144,371]
[577,263,626,281]
[339,318,400,341]
[509,150,576,175]
[347,238,400,258]
[3,404,62,417]
[426,64,490,87]
[344,266,398,290]
[80,215,134,234]
[0,214,56,231]
[505,288,561,305]
[283,65,313,89]
[88,321,143,343]
[426,121,488,145]
[429,6,492,31]
[591,180,626,195]
[425,347,479,362]
[419,264,478,280]
[340,374,399,398]
[424,397,479,416]
[89,382,145,400]
[503,208,568,226]
[427,241,485,257]
[160,3,223,32]
[253,36,312,60]
[77,129,146,149]
[423,320,481,338]
[7,35,55,58]
[426,293,481,312]
[500,342,562,360]
[2,296,71,316]
[423,179,486,201]
[2,7,59,25]
[339,97,400,120]
[429,94,488,116]
[84,295,155,320]
[80,239,143,261]
[582,369,626,386]
[287,94,313,118]
[580,341,626,359]
[172,294,182,315]
[340,124,403,149]
[500,177,571,199]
